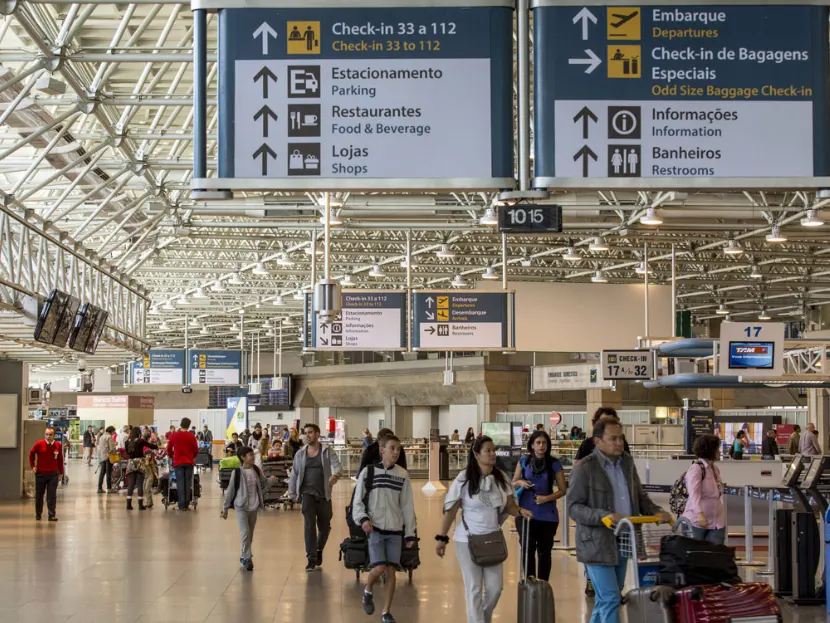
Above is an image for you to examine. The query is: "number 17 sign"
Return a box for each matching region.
[719,322,785,378]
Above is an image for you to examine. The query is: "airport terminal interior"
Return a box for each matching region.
[3,1,830,622]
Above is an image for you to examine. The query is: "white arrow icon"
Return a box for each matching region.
[569,49,602,74]
[426,311,435,321]
[572,7,597,41]
[425,296,435,308]
[253,22,278,56]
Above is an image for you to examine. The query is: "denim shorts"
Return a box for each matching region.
[368,531,402,568]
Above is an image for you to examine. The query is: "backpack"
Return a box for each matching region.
[345,465,375,537]
[228,465,263,509]
[669,460,705,517]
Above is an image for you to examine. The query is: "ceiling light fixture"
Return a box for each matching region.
[766,226,787,243]
[192,287,208,300]
[451,274,467,287]
[589,238,610,252]
[189,318,200,328]
[723,240,744,255]
[563,247,581,261]
[210,280,226,293]
[162,301,175,311]
[519,257,532,267]
[437,244,456,259]
[292,291,304,301]
[716,303,730,315]
[273,295,285,306]
[801,209,824,227]
[479,207,498,226]
[481,266,499,280]
[177,294,189,305]
[640,208,663,226]
[635,262,652,275]
[159,321,170,331]
[368,264,385,278]
[758,308,772,320]
[199,326,210,336]
[750,265,763,279]
[149,307,160,315]
[277,254,294,267]
[252,262,269,275]
[341,274,354,286]
[229,273,244,285]
[591,270,608,283]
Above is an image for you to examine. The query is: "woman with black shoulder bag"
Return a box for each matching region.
[435,436,532,623]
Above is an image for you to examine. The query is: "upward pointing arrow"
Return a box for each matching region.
[573,106,598,140]
[253,66,278,98]
[425,296,435,308]
[253,105,278,137]
[253,22,278,55]
[573,145,598,178]
[572,7,598,41]
[253,143,277,176]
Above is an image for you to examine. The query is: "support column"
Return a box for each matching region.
[808,389,830,448]
[586,388,622,423]
[0,361,27,499]
[697,388,735,412]
[384,396,397,435]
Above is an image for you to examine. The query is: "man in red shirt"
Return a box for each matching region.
[166,417,199,511]
[29,427,64,521]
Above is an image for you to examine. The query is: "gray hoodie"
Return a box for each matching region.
[223,465,269,512]
[288,445,342,502]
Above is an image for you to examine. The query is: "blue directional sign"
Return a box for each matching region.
[412,291,514,350]
[310,291,407,350]
[532,2,830,187]
[216,1,514,189]
[128,350,186,385]
[188,349,243,385]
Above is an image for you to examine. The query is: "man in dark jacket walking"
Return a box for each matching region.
[82,425,95,467]
[568,418,671,623]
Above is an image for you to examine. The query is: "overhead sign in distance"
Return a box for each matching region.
[531,2,830,188]
[530,363,613,391]
[498,204,563,233]
[128,350,186,385]
[188,350,243,386]
[214,1,514,191]
[308,291,407,351]
[601,349,656,381]
[412,290,514,350]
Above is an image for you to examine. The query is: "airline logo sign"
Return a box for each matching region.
[532,3,830,187]
[412,291,514,350]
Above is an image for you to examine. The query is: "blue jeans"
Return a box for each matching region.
[585,555,628,623]
[692,526,725,545]
[173,464,194,509]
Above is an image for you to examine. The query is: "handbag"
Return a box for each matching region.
[109,452,121,465]
[461,511,509,568]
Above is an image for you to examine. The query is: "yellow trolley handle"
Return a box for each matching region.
[601,515,665,529]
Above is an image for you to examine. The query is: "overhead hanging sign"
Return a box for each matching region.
[412,290,514,350]
[531,2,830,188]
[308,291,407,351]
[213,1,514,191]
[531,363,613,392]
[718,321,785,378]
[128,350,186,385]
[188,349,243,385]
[601,349,656,381]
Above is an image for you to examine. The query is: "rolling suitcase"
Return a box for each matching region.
[623,585,676,623]
[339,536,369,580]
[675,583,781,623]
[517,519,555,622]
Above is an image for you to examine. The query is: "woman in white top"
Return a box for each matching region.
[435,436,533,623]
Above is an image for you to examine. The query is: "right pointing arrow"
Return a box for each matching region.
[253,144,277,176]
[573,106,598,140]
[253,105,278,137]
[426,326,436,335]
[569,49,602,74]
[573,145,598,178]
[253,66,278,99]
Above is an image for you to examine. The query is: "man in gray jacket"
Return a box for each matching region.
[568,417,671,623]
[288,423,343,572]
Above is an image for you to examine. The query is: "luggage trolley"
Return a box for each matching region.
[161,459,200,511]
[604,515,693,591]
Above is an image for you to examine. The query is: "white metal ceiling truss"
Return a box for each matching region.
[0,5,827,382]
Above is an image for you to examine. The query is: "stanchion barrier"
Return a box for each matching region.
[756,489,777,576]
[738,484,765,567]
[552,489,575,552]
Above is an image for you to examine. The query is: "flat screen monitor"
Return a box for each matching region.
[69,304,109,354]
[802,456,830,490]
[728,341,775,369]
[481,422,511,447]
[783,455,805,488]
[54,295,80,348]
[86,307,108,354]
[34,289,80,348]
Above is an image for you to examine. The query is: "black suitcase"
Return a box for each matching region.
[658,534,741,587]
[219,468,233,491]
[195,449,212,469]
[623,585,676,623]
[339,537,369,579]
[398,538,420,579]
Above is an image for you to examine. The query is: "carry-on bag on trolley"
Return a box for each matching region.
[161,467,201,510]
[623,585,676,623]
[658,533,741,587]
[339,536,369,580]
[517,518,555,622]
[218,468,233,491]
[398,537,420,580]
[195,443,212,470]
[674,583,782,623]
[261,457,292,509]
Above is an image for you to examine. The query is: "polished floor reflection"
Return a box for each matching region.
[0,461,822,622]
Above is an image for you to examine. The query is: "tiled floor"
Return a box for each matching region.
[0,460,824,622]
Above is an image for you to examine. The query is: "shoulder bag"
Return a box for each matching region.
[460,491,509,567]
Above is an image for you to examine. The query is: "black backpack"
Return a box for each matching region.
[345,465,375,537]
[228,465,263,509]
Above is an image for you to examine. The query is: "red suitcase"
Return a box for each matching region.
[675,583,781,623]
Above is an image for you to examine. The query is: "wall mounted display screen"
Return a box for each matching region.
[34,289,81,348]
[728,341,775,369]
[69,303,109,354]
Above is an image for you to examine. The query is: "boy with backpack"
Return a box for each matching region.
[352,435,417,623]
[221,446,276,570]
